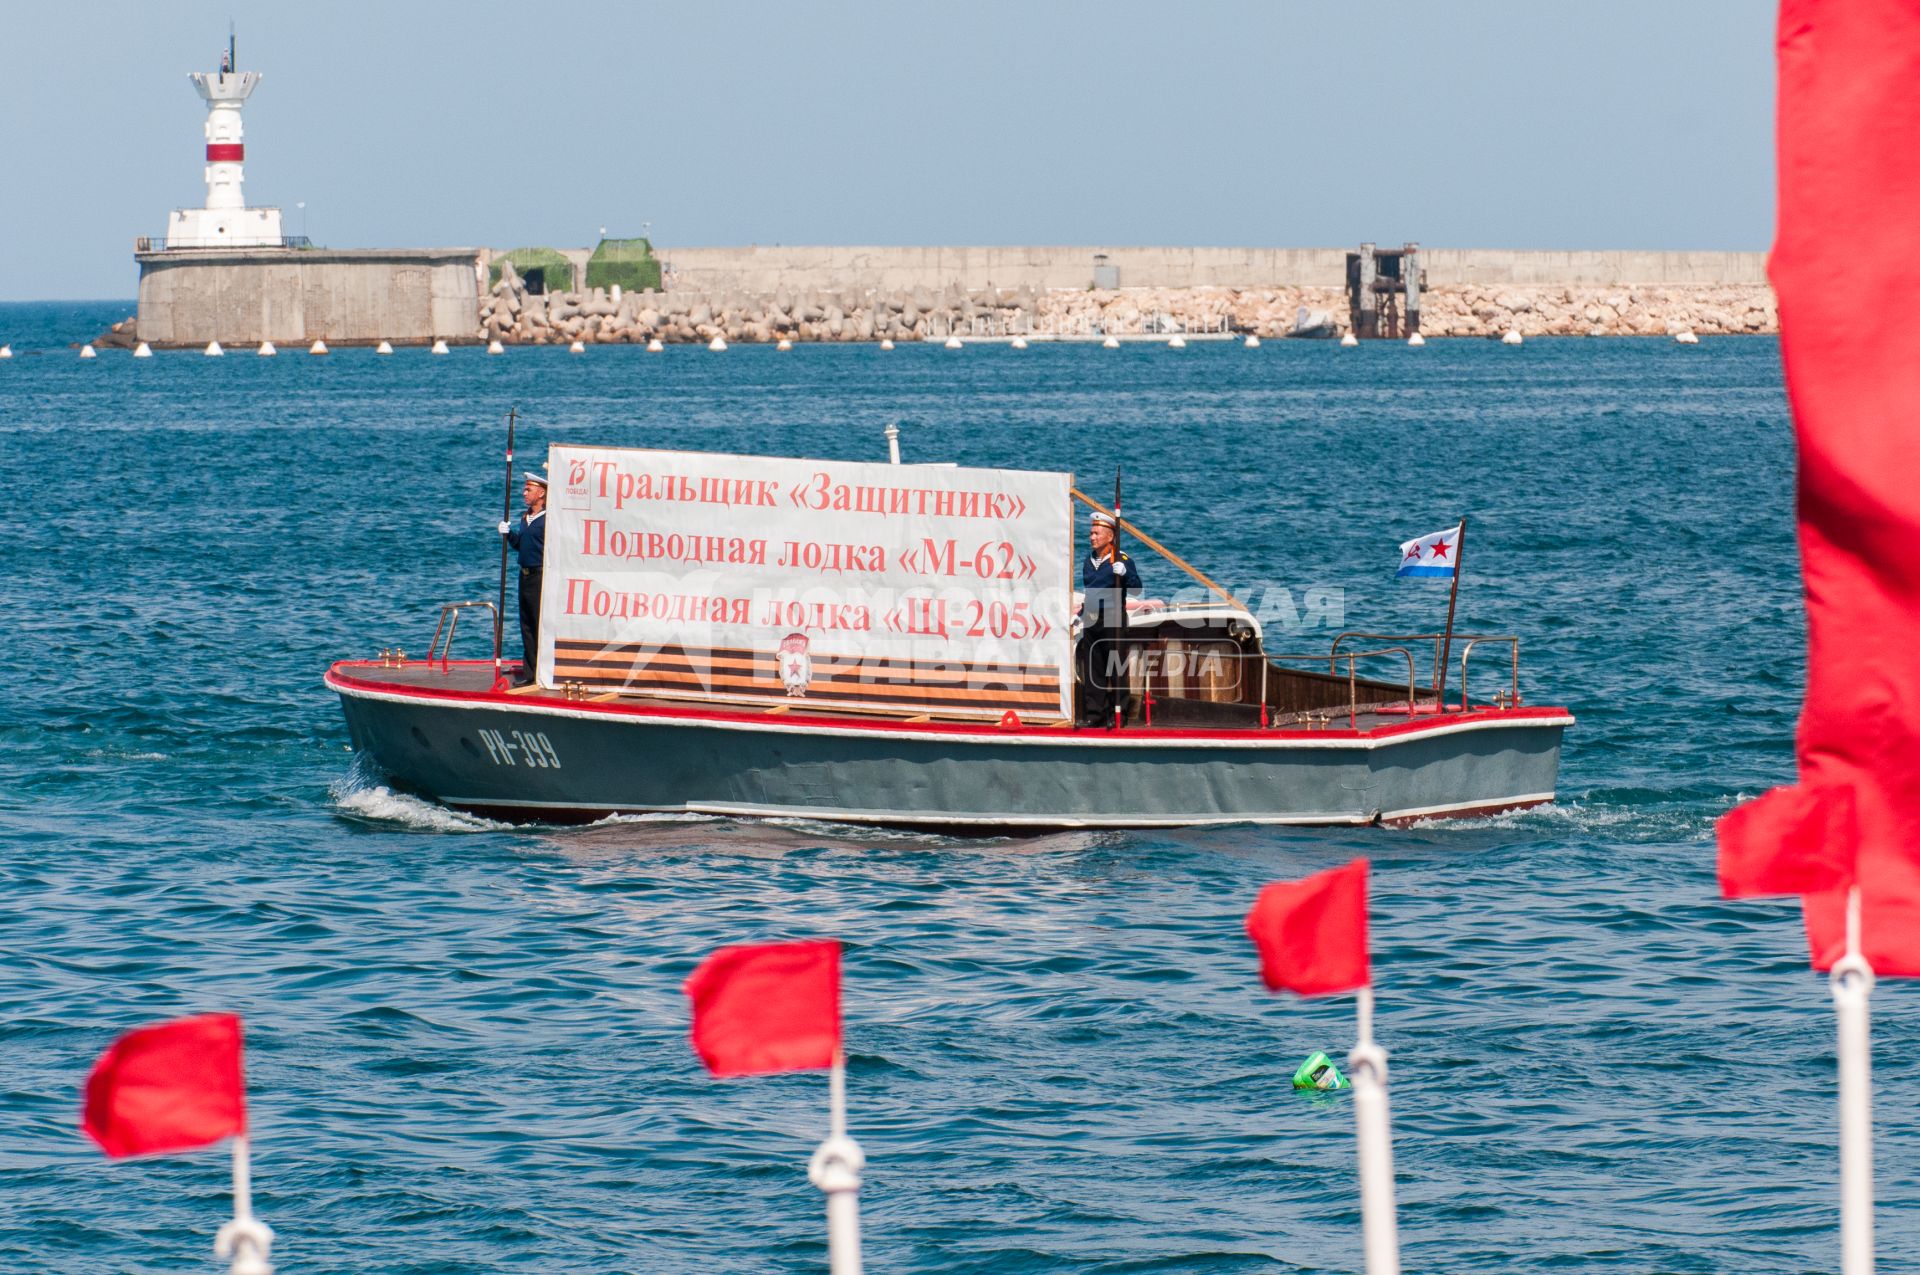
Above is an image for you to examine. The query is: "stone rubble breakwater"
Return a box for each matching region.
[478,262,1777,344]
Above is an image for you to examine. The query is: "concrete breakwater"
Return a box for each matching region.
[115,245,1775,348]
[480,265,1777,345]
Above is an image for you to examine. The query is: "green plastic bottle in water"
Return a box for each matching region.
[1291,1050,1349,1091]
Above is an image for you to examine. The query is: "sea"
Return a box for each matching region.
[3,300,1911,1274]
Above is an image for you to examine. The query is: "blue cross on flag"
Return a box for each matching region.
[1397,525,1460,578]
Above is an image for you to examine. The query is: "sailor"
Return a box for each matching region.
[1077,509,1141,727]
[498,470,548,684]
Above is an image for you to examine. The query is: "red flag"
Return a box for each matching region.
[82,1014,247,1158]
[1717,783,1853,897]
[1713,0,1920,972]
[684,940,841,1076]
[1245,859,1370,996]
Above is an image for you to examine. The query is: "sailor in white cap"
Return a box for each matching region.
[1078,508,1142,727]
[498,469,548,683]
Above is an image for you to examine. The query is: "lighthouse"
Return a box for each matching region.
[164,31,284,249]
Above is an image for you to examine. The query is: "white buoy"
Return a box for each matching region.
[79,344,97,359]
[1244,334,1261,349]
[205,341,225,356]
[310,339,329,355]
[776,338,793,352]
[1102,335,1121,349]
[1675,330,1700,345]
[1340,333,1359,348]
[708,336,728,352]
[0,345,11,359]
[1010,336,1029,350]
[133,342,152,358]
[257,341,276,356]
[944,335,963,350]
[430,339,450,355]
[1501,330,1524,346]
[487,339,505,355]
[1168,335,1187,349]
[569,340,586,354]
[1407,332,1426,347]
[880,338,895,351]
[646,338,664,353]
[375,340,394,355]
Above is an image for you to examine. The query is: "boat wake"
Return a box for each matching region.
[1403,790,1725,843]
[328,777,508,833]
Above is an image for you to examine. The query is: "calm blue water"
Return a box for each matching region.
[2,300,1909,1274]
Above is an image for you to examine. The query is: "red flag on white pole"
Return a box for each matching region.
[1245,861,1399,1275]
[685,941,863,1275]
[81,1014,275,1274]
[1710,3,1920,1269]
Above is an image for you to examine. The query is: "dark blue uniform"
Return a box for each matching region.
[506,511,546,678]
[1078,549,1141,725]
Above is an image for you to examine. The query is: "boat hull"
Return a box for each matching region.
[328,663,1570,829]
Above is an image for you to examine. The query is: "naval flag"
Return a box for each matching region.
[1396,527,1460,579]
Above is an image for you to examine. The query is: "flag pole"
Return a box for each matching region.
[1432,517,1467,712]
[1832,886,1876,1275]
[809,1049,865,1275]
[214,1135,274,1275]
[495,407,519,685]
[1347,986,1401,1275]
[1112,468,1127,729]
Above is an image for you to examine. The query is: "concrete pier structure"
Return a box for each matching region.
[134,247,482,347]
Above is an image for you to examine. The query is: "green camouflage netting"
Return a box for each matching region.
[585,238,662,294]
[489,248,576,293]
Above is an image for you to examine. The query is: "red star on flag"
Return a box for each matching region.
[1429,540,1451,560]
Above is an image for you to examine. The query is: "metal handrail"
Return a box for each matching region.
[1459,636,1521,711]
[134,234,314,253]
[1331,630,1521,706]
[429,600,500,672]
[1265,646,1417,728]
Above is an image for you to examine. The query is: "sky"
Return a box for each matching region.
[0,2,1777,301]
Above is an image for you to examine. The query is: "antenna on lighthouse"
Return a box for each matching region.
[227,23,236,76]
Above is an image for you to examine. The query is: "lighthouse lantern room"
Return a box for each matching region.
[165,31,284,249]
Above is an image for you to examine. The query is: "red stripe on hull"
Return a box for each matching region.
[324,659,1574,744]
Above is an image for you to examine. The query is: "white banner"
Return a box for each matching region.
[540,445,1075,720]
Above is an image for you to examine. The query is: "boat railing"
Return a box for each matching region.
[1459,636,1521,711]
[1263,646,1418,728]
[428,600,500,672]
[1329,631,1522,709]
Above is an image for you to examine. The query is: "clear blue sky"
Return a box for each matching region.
[0,1,1776,301]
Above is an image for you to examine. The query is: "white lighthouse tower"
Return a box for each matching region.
[165,31,284,249]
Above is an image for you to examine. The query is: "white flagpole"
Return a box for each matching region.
[1832,886,1876,1275]
[808,1049,865,1275]
[1347,986,1402,1275]
[214,1134,275,1275]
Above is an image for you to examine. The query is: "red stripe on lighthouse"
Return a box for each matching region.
[206,143,244,162]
